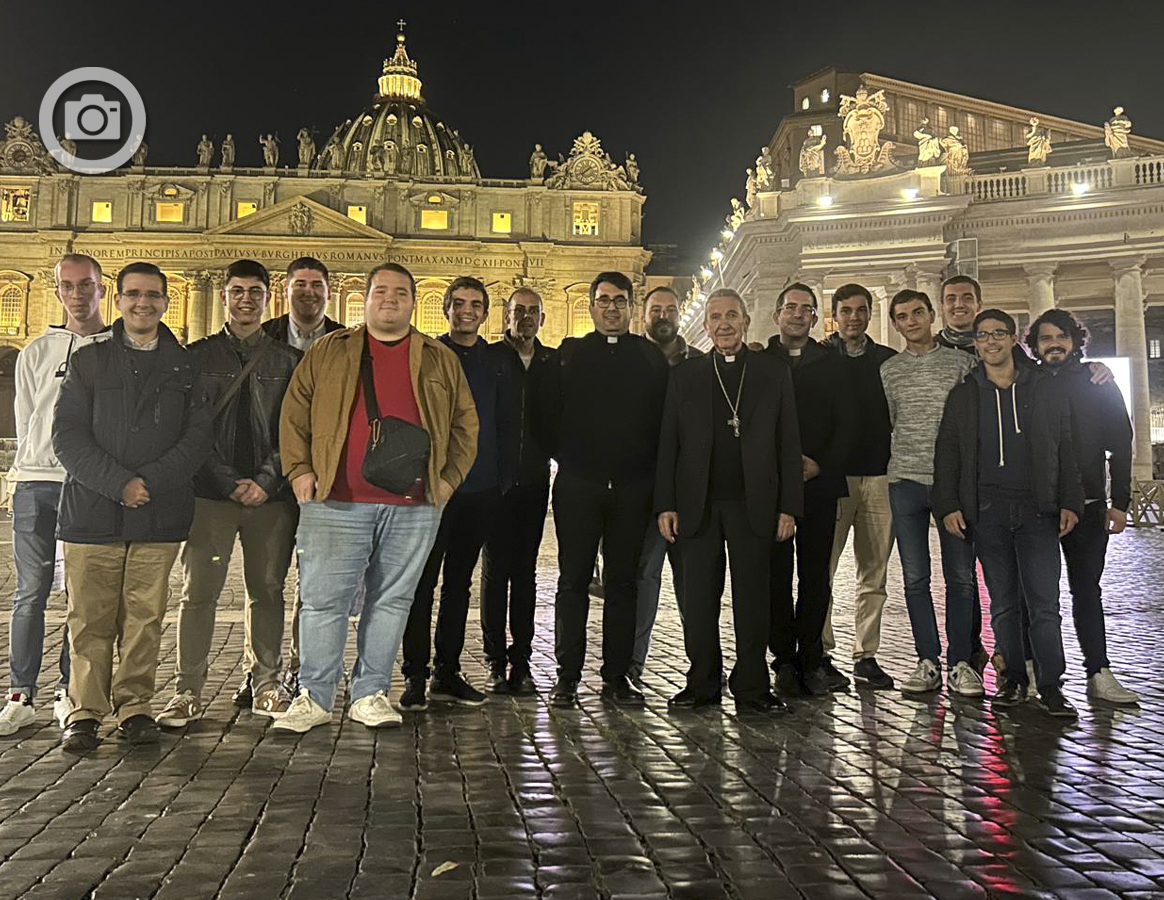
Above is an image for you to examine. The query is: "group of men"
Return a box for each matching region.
[0,251,1139,753]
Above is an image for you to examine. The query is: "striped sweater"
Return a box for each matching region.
[880,344,976,485]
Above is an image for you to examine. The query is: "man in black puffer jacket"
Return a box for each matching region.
[52,263,210,753]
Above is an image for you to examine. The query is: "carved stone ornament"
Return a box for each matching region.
[545,131,633,191]
[834,86,896,175]
[798,127,827,176]
[1,116,54,174]
[288,202,313,236]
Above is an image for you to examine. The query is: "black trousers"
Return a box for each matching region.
[680,500,771,703]
[402,487,500,681]
[769,497,838,673]
[480,483,550,672]
[553,472,652,683]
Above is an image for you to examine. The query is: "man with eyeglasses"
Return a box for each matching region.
[263,256,343,352]
[933,309,1083,718]
[764,283,855,697]
[53,262,210,752]
[157,260,303,729]
[0,254,110,738]
[536,271,669,708]
[821,283,898,691]
[631,286,703,686]
[480,288,556,695]
[879,290,978,697]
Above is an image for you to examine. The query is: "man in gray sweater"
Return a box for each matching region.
[879,290,978,697]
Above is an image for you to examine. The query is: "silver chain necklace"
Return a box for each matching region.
[713,352,746,438]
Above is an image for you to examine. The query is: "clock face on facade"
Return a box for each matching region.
[572,156,601,185]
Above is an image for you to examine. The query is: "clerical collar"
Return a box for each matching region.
[716,345,745,363]
[787,347,802,357]
[606,334,619,344]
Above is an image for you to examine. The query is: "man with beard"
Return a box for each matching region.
[631,286,703,686]
[656,289,801,714]
[765,284,856,696]
[400,276,513,710]
[480,288,556,694]
[1025,309,1138,704]
[537,272,669,708]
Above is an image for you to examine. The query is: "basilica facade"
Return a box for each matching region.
[0,27,649,353]
[686,67,1164,482]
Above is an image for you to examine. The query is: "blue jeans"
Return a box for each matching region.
[9,481,69,697]
[975,498,1065,690]
[296,500,441,710]
[632,522,684,670]
[888,479,977,667]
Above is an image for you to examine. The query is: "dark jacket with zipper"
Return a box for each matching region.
[261,313,344,345]
[500,335,557,489]
[825,333,896,476]
[188,325,303,503]
[932,363,1084,525]
[764,335,856,504]
[52,320,211,543]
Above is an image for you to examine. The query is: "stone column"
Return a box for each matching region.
[208,271,227,333]
[883,274,908,351]
[1112,259,1153,482]
[869,287,887,346]
[795,274,826,341]
[910,262,944,307]
[1024,263,1057,321]
[187,271,212,342]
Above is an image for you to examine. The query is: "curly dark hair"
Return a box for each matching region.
[1026,308,1088,358]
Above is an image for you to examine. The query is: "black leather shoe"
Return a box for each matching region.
[799,668,829,697]
[487,664,510,694]
[1038,685,1078,719]
[853,657,895,690]
[233,673,254,708]
[508,668,537,696]
[668,687,721,709]
[627,663,645,690]
[993,679,1027,707]
[116,714,160,744]
[775,663,799,696]
[735,692,789,716]
[61,718,100,754]
[601,676,645,708]
[549,679,578,708]
[820,657,851,692]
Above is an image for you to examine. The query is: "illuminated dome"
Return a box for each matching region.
[311,23,480,181]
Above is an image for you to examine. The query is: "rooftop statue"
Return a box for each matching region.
[220,135,234,168]
[529,143,547,179]
[1104,106,1133,158]
[297,128,316,167]
[914,117,940,164]
[260,133,279,168]
[755,147,773,189]
[938,125,971,175]
[745,167,757,208]
[798,126,827,176]
[1025,117,1052,165]
[197,134,214,167]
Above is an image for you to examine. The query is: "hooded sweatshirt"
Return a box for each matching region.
[12,324,112,483]
[975,363,1033,500]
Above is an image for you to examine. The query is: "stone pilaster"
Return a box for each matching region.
[187,271,212,342]
[208,271,227,333]
[1112,258,1152,481]
[1024,263,1057,322]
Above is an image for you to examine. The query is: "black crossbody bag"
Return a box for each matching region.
[360,336,431,496]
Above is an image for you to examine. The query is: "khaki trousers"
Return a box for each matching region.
[63,541,180,726]
[177,498,298,696]
[824,475,895,661]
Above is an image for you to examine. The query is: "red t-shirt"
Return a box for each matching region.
[329,335,425,504]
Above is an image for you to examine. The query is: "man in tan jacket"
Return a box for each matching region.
[274,262,478,732]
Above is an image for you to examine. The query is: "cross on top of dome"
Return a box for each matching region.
[379,20,421,100]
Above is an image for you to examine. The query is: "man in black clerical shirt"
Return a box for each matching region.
[656,289,803,715]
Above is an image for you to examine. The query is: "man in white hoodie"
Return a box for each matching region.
[0,253,109,736]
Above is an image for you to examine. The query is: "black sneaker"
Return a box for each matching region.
[775,663,799,697]
[600,676,645,708]
[853,658,895,690]
[507,667,537,696]
[969,645,990,676]
[993,679,1027,707]
[61,718,101,754]
[116,714,160,745]
[820,657,851,692]
[799,668,829,697]
[486,664,509,694]
[1038,686,1078,719]
[667,687,721,709]
[232,672,254,708]
[550,679,578,708]
[431,673,487,706]
[735,692,789,716]
[399,678,428,712]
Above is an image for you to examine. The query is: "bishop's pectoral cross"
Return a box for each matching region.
[728,414,741,438]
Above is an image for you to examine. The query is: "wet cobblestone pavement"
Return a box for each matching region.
[0,514,1161,900]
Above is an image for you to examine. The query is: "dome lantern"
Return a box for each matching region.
[378,20,422,101]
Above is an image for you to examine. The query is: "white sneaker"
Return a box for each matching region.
[1087,668,1139,705]
[349,691,402,728]
[0,693,36,736]
[947,661,985,697]
[901,659,941,694]
[271,689,331,733]
[53,689,75,729]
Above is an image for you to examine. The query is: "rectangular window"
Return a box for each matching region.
[899,99,922,140]
[346,205,367,224]
[236,201,258,218]
[1151,338,1161,359]
[155,201,184,223]
[572,201,600,237]
[1152,407,1164,444]
[491,211,512,234]
[420,209,448,230]
[934,105,950,132]
[989,118,1010,149]
[1,188,31,222]
[91,200,113,223]
[963,112,983,151]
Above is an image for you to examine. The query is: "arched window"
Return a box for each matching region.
[346,293,365,326]
[162,275,187,336]
[416,290,445,336]
[0,286,21,331]
[570,297,593,337]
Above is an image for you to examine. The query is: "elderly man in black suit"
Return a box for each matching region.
[655,288,803,715]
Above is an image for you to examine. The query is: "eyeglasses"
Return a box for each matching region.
[228,286,268,301]
[972,329,1014,342]
[121,290,164,302]
[594,297,629,309]
[780,303,816,315]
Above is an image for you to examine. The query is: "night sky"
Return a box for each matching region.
[4,0,1161,274]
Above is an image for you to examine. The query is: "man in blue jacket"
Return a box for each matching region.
[52,262,210,752]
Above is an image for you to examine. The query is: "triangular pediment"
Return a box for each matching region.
[207,195,388,239]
